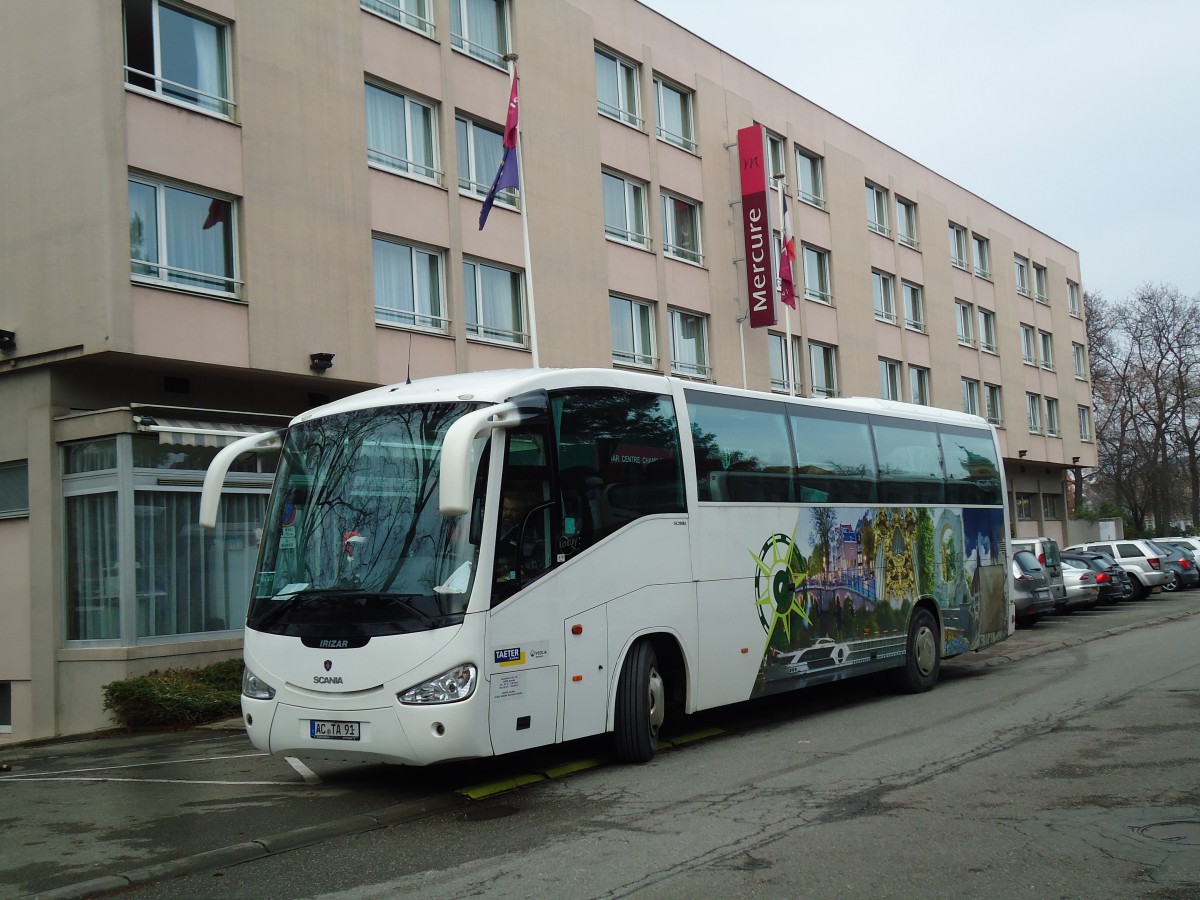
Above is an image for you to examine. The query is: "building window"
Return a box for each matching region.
[879,358,901,401]
[64,433,275,643]
[373,237,445,331]
[450,0,509,67]
[362,0,434,35]
[365,83,437,180]
[1079,405,1093,442]
[1033,264,1048,302]
[1073,342,1087,379]
[129,176,237,296]
[602,170,649,247]
[978,308,997,353]
[962,378,980,416]
[795,147,825,209]
[1045,397,1060,436]
[0,461,29,517]
[949,223,968,269]
[661,192,702,264]
[972,234,991,278]
[595,46,641,127]
[1043,493,1061,520]
[1020,324,1036,364]
[809,342,838,397]
[1015,493,1035,521]
[1027,392,1043,433]
[955,300,974,347]
[873,271,897,324]
[769,333,800,393]
[866,183,890,236]
[1039,331,1055,370]
[897,197,918,248]
[124,0,232,117]
[654,76,696,152]
[669,309,709,378]
[902,281,925,332]
[610,295,657,368]
[456,116,517,208]
[803,245,832,304]
[767,133,785,190]
[909,366,930,406]
[1068,280,1082,317]
[0,682,9,734]
[1014,255,1030,296]
[464,258,525,345]
[985,383,1003,426]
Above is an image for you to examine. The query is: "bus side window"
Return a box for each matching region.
[492,430,553,606]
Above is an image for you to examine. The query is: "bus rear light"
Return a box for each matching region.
[398,663,477,705]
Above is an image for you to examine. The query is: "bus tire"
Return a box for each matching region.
[897,607,940,694]
[614,640,665,763]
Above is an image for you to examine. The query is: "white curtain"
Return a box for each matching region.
[165,185,230,290]
[366,85,407,169]
[66,493,120,640]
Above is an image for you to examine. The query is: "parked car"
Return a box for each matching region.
[1059,558,1101,610]
[1064,540,1169,600]
[1147,541,1200,592]
[1011,549,1055,623]
[1152,538,1200,580]
[1061,550,1133,604]
[1011,537,1066,611]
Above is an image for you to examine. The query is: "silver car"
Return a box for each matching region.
[1060,557,1100,610]
[1064,540,1169,600]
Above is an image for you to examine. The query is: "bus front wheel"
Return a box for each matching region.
[614,640,665,763]
[897,607,940,694]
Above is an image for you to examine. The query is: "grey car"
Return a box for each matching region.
[1012,549,1054,623]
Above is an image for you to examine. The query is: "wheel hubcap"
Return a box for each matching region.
[647,666,665,738]
[914,625,937,677]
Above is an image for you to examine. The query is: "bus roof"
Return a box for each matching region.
[292,368,992,432]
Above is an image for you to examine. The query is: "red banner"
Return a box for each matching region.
[738,125,776,328]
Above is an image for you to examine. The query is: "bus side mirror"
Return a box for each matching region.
[199,430,284,529]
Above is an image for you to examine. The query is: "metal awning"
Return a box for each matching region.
[133,416,280,448]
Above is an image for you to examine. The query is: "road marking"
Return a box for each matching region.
[0,776,297,785]
[286,756,322,784]
[0,751,270,779]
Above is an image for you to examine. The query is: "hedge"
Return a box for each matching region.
[102,657,243,728]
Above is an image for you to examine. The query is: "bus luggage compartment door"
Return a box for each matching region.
[562,605,609,741]
[489,665,560,756]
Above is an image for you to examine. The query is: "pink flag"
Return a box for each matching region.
[779,193,797,308]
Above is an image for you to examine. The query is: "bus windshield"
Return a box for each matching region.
[250,401,483,637]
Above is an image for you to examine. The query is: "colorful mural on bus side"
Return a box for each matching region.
[749,506,1007,697]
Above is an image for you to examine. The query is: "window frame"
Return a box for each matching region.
[962,378,980,416]
[985,383,1003,427]
[653,75,696,153]
[1073,342,1087,380]
[0,460,30,518]
[123,0,234,118]
[1039,331,1055,371]
[866,182,890,236]
[660,190,703,265]
[1068,280,1082,317]
[879,358,902,401]
[978,308,997,353]
[602,169,650,248]
[463,256,526,346]
[1027,392,1043,434]
[955,300,975,347]
[365,81,439,182]
[128,173,239,298]
[594,45,642,127]
[902,281,925,332]
[1033,264,1049,303]
[949,223,968,269]
[361,0,435,36]
[972,233,991,278]
[896,196,919,248]
[802,245,832,304]
[372,235,447,332]
[909,365,930,406]
[668,308,710,379]
[449,0,510,68]
[1014,255,1031,296]
[1020,324,1036,364]
[809,341,838,398]
[873,270,897,324]
[1078,405,1093,442]
[610,294,658,369]
[795,147,825,209]
[456,115,519,210]
[769,332,801,394]
[1045,397,1060,437]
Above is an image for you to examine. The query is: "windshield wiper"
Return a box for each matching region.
[254,588,444,628]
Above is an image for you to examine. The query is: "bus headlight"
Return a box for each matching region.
[397,663,477,705]
[242,667,276,700]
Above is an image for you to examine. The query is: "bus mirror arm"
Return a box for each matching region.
[198,430,285,529]
[439,402,523,516]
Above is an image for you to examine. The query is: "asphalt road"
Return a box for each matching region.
[3,590,1198,900]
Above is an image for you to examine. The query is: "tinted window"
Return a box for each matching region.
[689,392,794,502]
[940,425,1001,505]
[789,406,877,503]
[873,417,944,504]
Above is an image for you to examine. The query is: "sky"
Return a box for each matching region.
[639,0,1199,304]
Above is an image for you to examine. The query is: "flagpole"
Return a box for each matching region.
[504,54,539,369]
[778,178,795,396]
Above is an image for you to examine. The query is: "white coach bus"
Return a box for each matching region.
[200,368,1012,766]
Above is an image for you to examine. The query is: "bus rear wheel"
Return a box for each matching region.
[614,640,665,763]
[897,607,940,693]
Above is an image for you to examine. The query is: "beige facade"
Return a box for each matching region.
[0,0,1094,741]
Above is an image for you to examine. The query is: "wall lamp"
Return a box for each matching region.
[1018,450,1028,459]
[1072,456,1081,464]
[309,352,334,373]
[0,329,14,352]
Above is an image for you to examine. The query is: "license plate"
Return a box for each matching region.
[310,719,360,741]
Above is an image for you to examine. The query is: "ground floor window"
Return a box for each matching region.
[63,429,274,644]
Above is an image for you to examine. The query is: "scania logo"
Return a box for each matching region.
[323,659,332,671]
[313,675,344,684]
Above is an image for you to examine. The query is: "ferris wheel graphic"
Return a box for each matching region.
[751,531,812,643]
